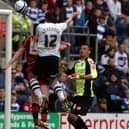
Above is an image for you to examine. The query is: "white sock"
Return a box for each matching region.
[30,78,42,99]
[53,81,65,101]
[33,88,43,99]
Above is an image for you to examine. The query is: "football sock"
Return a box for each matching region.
[32,103,40,126]
[41,100,49,122]
[30,78,42,99]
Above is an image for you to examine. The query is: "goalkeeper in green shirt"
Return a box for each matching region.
[67,43,98,129]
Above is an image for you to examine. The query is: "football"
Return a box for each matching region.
[14,0,27,13]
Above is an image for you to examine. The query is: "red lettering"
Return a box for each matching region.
[85,119,92,128]
[100,119,108,129]
[109,120,114,129]
[60,113,67,129]
[126,120,129,129]
[115,114,118,129]
[120,120,125,129]
[94,119,98,129]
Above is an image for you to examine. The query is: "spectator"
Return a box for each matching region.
[114,43,129,74]
[40,0,49,23]
[11,68,30,105]
[74,0,85,26]
[65,0,76,26]
[90,98,108,113]
[55,6,66,23]
[98,31,113,59]
[96,14,107,40]
[85,0,94,23]
[48,0,56,10]
[106,73,125,112]
[88,8,101,59]
[100,47,115,65]
[104,58,121,81]
[121,88,129,113]
[15,63,24,78]
[74,0,86,46]
[112,32,118,49]
[0,87,5,111]
[26,0,43,31]
[105,0,122,21]
[22,94,32,112]
[121,0,129,16]
[11,91,20,112]
[95,0,107,10]
[102,6,116,32]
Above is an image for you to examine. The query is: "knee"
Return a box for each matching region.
[28,72,36,80]
[67,113,77,123]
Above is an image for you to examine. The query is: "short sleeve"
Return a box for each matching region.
[56,23,67,33]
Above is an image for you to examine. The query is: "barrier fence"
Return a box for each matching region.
[0,112,129,129]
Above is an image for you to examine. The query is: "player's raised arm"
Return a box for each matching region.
[3,47,25,71]
[65,11,80,27]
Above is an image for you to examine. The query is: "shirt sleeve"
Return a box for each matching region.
[56,23,67,33]
[88,58,98,79]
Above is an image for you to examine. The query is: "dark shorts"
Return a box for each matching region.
[71,96,93,115]
[31,56,59,79]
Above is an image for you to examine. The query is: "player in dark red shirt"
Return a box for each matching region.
[3,34,70,129]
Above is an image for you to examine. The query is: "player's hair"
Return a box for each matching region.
[81,43,90,49]
[45,11,57,23]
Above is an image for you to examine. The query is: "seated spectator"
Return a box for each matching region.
[106,73,125,112]
[15,63,24,78]
[11,91,20,112]
[102,6,116,35]
[114,43,129,74]
[95,0,107,10]
[104,57,129,89]
[100,47,115,65]
[104,58,121,81]
[121,88,129,113]
[90,98,108,113]
[98,31,113,60]
[21,94,32,112]
[11,68,30,105]
[0,87,5,111]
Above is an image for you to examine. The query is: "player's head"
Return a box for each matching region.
[45,11,57,23]
[80,43,91,58]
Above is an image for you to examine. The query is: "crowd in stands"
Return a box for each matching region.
[0,0,129,113]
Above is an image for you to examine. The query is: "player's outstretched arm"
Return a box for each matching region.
[3,47,25,70]
[65,12,80,27]
[59,42,71,51]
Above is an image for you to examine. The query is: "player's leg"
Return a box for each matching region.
[39,81,51,129]
[52,79,71,112]
[31,91,40,129]
[68,113,88,129]
[29,58,46,109]
[67,96,92,129]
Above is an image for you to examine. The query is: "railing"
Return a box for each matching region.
[62,25,98,64]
